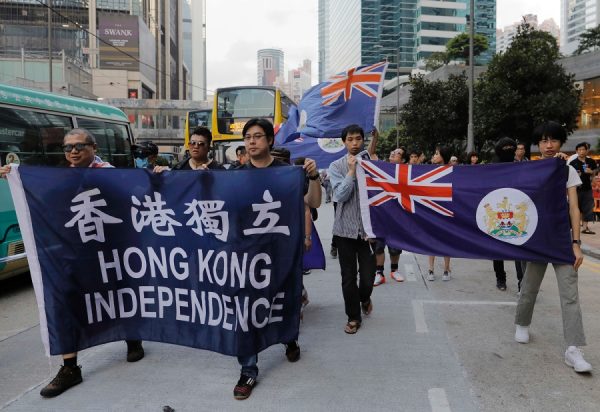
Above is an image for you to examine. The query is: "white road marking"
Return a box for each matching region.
[428,388,452,412]
[404,263,417,281]
[412,300,428,333]
[412,300,517,333]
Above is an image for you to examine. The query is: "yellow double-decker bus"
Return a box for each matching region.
[213,86,295,140]
[211,86,296,163]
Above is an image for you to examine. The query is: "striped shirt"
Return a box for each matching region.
[328,155,366,239]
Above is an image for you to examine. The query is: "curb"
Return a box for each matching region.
[581,246,600,261]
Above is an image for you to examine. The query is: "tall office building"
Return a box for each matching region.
[257,48,284,86]
[561,0,600,56]
[319,0,496,79]
[497,15,560,54]
[184,0,207,100]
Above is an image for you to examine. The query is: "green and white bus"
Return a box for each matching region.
[0,83,135,280]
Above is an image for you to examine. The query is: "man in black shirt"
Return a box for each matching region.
[569,142,597,234]
[233,118,321,400]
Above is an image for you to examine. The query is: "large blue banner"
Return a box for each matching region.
[357,159,575,264]
[8,166,305,357]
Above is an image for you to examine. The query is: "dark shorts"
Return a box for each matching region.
[374,239,401,256]
[577,189,595,222]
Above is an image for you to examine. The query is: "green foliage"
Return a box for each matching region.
[399,73,469,156]
[575,25,600,55]
[446,33,489,61]
[425,52,449,71]
[474,23,581,152]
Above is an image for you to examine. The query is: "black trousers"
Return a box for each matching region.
[334,235,376,322]
[493,260,524,287]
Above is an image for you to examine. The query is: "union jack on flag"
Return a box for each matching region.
[361,160,454,217]
[320,62,388,106]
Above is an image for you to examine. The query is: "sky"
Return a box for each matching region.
[205,1,561,93]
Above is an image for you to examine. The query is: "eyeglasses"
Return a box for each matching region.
[243,133,266,141]
[62,143,93,152]
[189,141,207,147]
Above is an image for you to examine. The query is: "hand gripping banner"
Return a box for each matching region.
[7,165,305,357]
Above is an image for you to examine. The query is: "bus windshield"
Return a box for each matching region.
[217,88,275,135]
[188,109,212,132]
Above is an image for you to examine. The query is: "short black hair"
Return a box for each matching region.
[435,145,452,164]
[242,118,275,148]
[409,149,422,157]
[341,124,364,141]
[191,126,213,146]
[468,151,478,158]
[271,146,291,164]
[575,142,590,150]
[532,121,567,144]
[235,146,246,156]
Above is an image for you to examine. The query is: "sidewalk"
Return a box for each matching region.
[580,225,600,259]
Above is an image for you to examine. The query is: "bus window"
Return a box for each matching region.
[76,118,133,167]
[217,88,275,135]
[0,106,72,166]
[280,95,294,120]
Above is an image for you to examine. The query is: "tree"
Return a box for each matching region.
[424,52,449,71]
[400,73,469,156]
[446,33,489,61]
[575,25,600,55]
[475,23,581,153]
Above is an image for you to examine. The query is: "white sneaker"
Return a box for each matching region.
[565,346,592,373]
[427,270,435,281]
[390,271,405,282]
[373,273,386,286]
[442,271,451,281]
[514,325,530,343]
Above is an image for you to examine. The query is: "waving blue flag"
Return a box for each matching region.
[7,165,305,357]
[357,159,575,264]
[276,61,388,144]
[281,135,346,170]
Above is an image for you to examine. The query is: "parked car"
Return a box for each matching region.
[158,152,178,167]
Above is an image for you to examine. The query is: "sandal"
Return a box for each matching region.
[582,229,596,234]
[344,320,361,334]
[361,300,373,316]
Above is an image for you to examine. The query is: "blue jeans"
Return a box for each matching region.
[237,354,258,379]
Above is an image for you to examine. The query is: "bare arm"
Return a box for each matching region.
[303,158,322,208]
[567,185,583,270]
[304,205,312,251]
[367,128,378,158]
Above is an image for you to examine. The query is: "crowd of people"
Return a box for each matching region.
[0,119,594,402]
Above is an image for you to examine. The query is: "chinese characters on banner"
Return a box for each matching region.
[7,166,305,357]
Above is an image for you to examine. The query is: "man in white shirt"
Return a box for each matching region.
[514,121,591,373]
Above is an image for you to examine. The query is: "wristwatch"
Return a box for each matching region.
[573,239,582,245]
[309,173,320,180]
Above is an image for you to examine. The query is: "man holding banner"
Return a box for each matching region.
[329,124,376,334]
[1,129,145,398]
[514,121,592,373]
[233,118,321,400]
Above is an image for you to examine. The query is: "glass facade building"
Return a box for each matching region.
[319,0,496,80]
[561,0,600,56]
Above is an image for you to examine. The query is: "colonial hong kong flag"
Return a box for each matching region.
[357,158,576,264]
[275,61,388,144]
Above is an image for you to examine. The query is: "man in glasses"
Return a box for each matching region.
[232,118,321,400]
[0,128,145,397]
[174,126,224,170]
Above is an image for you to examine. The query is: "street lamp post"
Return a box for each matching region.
[48,0,53,92]
[396,48,400,149]
[466,0,475,153]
